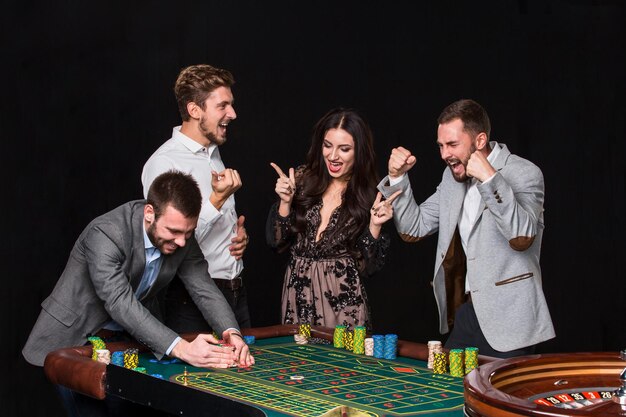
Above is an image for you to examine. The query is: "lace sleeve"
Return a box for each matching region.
[355,227,390,276]
[265,201,294,253]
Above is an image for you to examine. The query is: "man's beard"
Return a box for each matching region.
[146,222,178,254]
[199,116,226,146]
[448,144,476,183]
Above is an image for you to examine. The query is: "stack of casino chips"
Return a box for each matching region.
[342,330,354,351]
[427,340,442,369]
[294,334,308,344]
[372,335,384,358]
[133,367,147,373]
[96,349,111,365]
[333,325,346,348]
[433,352,447,374]
[449,349,465,377]
[383,334,398,360]
[353,326,366,355]
[464,347,479,374]
[88,336,106,361]
[111,351,124,366]
[364,337,374,356]
[298,323,311,338]
[308,337,331,345]
[123,348,139,369]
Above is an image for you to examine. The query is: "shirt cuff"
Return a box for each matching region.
[166,336,182,356]
[389,174,405,186]
[482,172,497,184]
[224,327,241,337]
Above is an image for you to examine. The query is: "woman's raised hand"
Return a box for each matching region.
[270,162,296,205]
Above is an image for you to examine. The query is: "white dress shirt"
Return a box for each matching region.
[141,127,243,280]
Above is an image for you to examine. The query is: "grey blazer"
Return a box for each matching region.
[23,200,238,366]
[378,143,555,352]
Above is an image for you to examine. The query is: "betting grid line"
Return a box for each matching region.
[170,343,464,416]
[174,372,345,417]
[255,344,464,415]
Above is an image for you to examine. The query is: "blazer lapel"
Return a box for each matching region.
[446,180,466,238]
[128,203,147,293]
[474,142,511,225]
[143,256,177,299]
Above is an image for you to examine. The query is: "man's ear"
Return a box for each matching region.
[186,102,201,120]
[476,132,488,150]
[144,204,155,223]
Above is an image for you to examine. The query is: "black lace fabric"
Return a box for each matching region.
[266,198,389,332]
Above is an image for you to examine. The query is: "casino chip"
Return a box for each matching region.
[87,337,106,361]
[290,375,305,380]
[294,334,308,344]
[308,337,331,345]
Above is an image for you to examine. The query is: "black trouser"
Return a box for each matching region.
[444,301,536,359]
[164,275,251,334]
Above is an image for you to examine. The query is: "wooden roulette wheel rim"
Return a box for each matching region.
[463,351,626,416]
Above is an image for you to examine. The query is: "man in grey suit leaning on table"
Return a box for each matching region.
[22,171,254,416]
[377,99,555,358]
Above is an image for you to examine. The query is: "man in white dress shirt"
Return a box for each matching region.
[142,64,251,333]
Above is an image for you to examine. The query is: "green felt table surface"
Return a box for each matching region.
[129,336,465,417]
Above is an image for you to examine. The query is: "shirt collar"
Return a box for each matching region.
[142,222,161,256]
[487,141,501,164]
[467,142,501,189]
[172,126,218,157]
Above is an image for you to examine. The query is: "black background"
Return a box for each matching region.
[2,1,624,416]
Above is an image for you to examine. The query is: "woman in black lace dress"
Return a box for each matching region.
[267,108,400,331]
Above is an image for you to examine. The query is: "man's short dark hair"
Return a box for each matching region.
[147,170,202,219]
[437,99,491,140]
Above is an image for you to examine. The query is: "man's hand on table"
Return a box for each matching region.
[171,333,253,368]
[223,330,255,367]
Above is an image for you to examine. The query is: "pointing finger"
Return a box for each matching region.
[270,162,286,178]
[373,192,382,206]
[385,190,403,205]
[288,167,295,184]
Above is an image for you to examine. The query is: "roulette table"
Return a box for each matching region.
[44,324,494,416]
[43,324,625,416]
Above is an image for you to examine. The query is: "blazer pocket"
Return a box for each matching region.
[41,297,79,327]
[495,272,534,286]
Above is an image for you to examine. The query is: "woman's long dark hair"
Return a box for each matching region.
[292,108,379,246]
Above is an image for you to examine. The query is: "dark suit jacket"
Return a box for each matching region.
[22,200,238,366]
